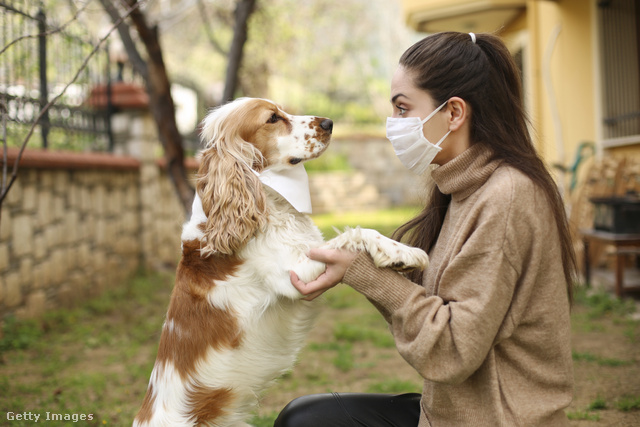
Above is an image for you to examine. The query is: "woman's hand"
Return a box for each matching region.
[291,248,358,301]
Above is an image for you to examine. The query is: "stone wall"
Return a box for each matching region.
[327,136,425,210]
[0,121,420,319]
[0,114,190,320]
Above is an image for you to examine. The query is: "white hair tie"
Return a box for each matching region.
[469,32,476,44]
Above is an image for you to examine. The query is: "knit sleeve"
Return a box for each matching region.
[344,247,519,385]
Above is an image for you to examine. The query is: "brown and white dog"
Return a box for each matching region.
[133,98,429,426]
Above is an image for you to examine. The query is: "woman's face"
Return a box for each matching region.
[389,65,453,165]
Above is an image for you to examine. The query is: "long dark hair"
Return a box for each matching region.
[392,32,576,304]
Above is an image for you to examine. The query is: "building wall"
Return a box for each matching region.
[518,0,596,168]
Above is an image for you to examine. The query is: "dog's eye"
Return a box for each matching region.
[267,113,280,124]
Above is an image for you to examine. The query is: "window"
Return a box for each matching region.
[598,0,640,146]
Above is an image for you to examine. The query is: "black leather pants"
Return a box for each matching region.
[273,393,421,427]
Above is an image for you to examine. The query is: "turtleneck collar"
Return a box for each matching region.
[431,143,502,202]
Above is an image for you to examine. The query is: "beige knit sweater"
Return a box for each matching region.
[343,143,573,426]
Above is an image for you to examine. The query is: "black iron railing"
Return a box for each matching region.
[0,0,113,151]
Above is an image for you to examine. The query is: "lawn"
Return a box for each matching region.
[0,207,639,426]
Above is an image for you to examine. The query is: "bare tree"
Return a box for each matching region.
[99,0,257,214]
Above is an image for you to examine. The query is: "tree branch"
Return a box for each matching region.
[97,0,149,78]
[196,0,228,56]
[222,0,256,103]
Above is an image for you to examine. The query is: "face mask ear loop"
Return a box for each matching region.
[420,100,449,124]
[434,130,452,147]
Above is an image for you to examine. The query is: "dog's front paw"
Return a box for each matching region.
[371,242,429,272]
[292,256,326,284]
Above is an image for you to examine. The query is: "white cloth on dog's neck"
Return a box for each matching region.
[254,164,313,214]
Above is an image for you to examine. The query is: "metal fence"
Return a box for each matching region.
[0,0,113,151]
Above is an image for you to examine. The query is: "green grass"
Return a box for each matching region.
[249,412,280,427]
[572,351,632,367]
[0,271,173,425]
[587,396,608,410]
[311,206,420,238]
[573,286,636,319]
[567,410,601,421]
[366,379,421,394]
[615,395,640,412]
[333,322,395,348]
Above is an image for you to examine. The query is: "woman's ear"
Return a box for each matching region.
[446,96,468,132]
[196,139,267,257]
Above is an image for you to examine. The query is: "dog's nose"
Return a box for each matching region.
[320,119,333,133]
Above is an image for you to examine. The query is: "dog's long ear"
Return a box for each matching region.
[197,121,267,257]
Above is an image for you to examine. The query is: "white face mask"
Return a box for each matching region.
[386,100,451,175]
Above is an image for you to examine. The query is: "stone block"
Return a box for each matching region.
[124,185,139,209]
[64,211,80,245]
[81,215,94,241]
[79,186,91,213]
[50,249,67,284]
[92,250,107,273]
[44,224,61,249]
[32,261,49,289]
[54,171,69,195]
[140,164,159,185]
[39,170,54,189]
[19,257,33,287]
[25,290,47,318]
[77,243,90,269]
[68,183,81,209]
[4,271,22,307]
[22,169,37,185]
[12,215,34,257]
[95,218,107,246]
[22,185,37,212]
[0,243,9,273]
[37,190,53,227]
[0,210,12,241]
[56,283,75,308]
[5,176,22,208]
[92,185,107,214]
[33,233,47,261]
[52,195,66,222]
[108,189,123,216]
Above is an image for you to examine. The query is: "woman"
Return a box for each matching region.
[276,32,576,427]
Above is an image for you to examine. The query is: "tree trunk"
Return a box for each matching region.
[222,0,256,103]
[118,0,195,215]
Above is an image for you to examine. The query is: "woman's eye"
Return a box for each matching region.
[267,113,279,123]
[398,107,407,115]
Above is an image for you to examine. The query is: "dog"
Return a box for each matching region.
[133,97,429,426]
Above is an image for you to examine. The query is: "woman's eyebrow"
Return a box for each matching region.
[390,93,407,104]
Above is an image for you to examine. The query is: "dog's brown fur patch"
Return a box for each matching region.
[156,240,244,379]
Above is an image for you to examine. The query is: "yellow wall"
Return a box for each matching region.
[402,0,639,164]
[517,0,596,168]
